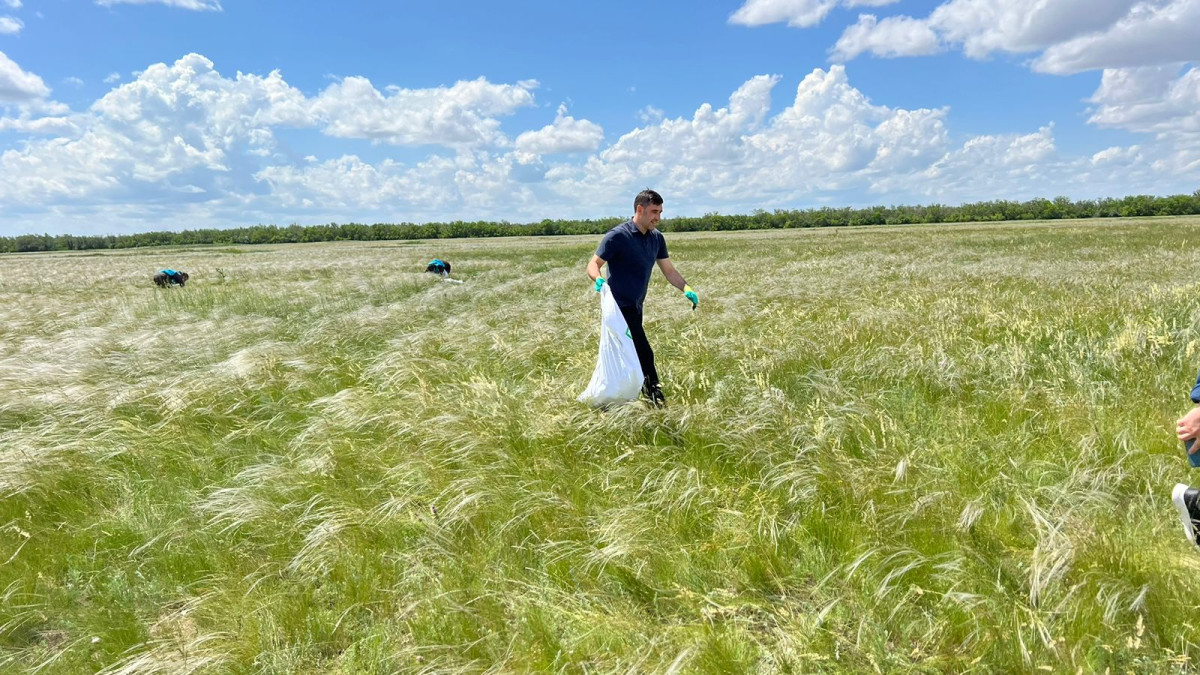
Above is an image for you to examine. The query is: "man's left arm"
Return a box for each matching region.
[657,258,698,308]
[656,257,687,291]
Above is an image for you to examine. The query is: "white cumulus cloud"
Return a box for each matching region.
[1091,145,1141,164]
[923,0,1136,61]
[548,67,953,209]
[831,13,941,60]
[0,51,49,102]
[0,113,81,135]
[0,53,549,225]
[1034,0,1200,74]
[2,52,1198,235]
[514,104,604,159]
[738,0,1200,172]
[310,76,537,147]
[743,0,1197,76]
[1088,65,1200,135]
[1,54,310,204]
[254,150,541,221]
[883,126,1060,200]
[817,0,1198,74]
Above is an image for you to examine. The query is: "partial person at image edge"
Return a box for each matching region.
[585,189,699,408]
[1171,370,1200,549]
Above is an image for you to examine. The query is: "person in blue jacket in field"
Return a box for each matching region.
[153,269,188,287]
[426,259,452,277]
[1171,370,1200,549]
[585,189,698,408]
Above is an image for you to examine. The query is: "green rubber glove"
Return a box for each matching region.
[594,277,605,292]
[684,284,698,310]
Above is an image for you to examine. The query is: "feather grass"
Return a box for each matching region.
[2,220,1200,671]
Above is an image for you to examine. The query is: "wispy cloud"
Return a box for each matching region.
[95,0,222,10]
[638,105,664,124]
[730,0,900,28]
[0,15,22,34]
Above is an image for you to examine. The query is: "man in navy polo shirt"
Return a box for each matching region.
[585,189,698,408]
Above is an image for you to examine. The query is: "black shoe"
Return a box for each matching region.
[1172,484,1200,550]
[641,381,666,408]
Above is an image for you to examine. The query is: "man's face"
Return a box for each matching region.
[635,203,663,230]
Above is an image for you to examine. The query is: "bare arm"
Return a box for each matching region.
[656,257,688,292]
[1179,405,1200,445]
[587,255,606,282]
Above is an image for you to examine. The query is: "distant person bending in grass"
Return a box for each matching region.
[1171,370,1200,549]
[425,259,463,284]
[153,269,188,287]
[426,259,452,278]
[585,188,698,408]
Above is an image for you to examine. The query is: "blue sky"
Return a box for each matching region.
[1,0,1198,236]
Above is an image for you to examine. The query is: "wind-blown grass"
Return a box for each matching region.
[2,218,1200,672]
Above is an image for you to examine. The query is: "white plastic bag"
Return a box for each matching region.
[577,284,644,407]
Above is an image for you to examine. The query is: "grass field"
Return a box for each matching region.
[3,217,1200,672]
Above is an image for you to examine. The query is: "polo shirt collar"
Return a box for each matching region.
[625,219,650,236]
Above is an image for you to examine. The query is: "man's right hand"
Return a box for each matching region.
[593,277,605,292]
[1178,406,1200,450]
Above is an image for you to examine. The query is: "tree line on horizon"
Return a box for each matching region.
[4,191,1200,254]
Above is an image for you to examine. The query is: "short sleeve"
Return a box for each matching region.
[657,233,669,259]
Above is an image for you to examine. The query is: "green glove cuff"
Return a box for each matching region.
[684,284,698,308]
[594,277,605,292]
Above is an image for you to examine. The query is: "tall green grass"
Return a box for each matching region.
[2,219,1200,672]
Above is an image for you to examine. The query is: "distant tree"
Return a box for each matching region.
[7,190,1200,254]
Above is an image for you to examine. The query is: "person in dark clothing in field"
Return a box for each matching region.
[585,189,698,408]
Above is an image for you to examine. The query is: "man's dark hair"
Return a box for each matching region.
[634,189,663,211]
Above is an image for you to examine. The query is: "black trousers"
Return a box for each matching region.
[617,304,659,387]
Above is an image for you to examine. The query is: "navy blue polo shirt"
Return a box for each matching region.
[596,219,668,309]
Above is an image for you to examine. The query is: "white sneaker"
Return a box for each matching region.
[1172,483,1200,550]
